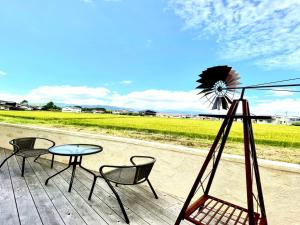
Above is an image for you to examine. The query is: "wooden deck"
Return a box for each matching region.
[0,148,189,225]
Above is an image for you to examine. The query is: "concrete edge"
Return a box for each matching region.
[1,122,299,174]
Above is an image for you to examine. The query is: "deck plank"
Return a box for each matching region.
[51,160,148,225]
[0,148,188,225]
[69,164,182,225]
[77,166,191,225]
[15,156,66,225]
[27,158,94,225]
[39,159,108,225]
[0,149,20,225]
[64,165,165,225]
[5,149,43,225]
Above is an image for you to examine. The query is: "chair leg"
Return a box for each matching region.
[34,155,41,162]
[147,179,158,199]
[51,154,54,168]
[106,180,130,224]
[22,157,26,177]
[0,151,17,170]
[88,175,98,200]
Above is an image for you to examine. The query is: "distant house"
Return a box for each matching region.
[92,109,105,114]
[253,117,274,124]
[62,107,82,113]
[156,113,171,118]
[17,104,34,111]
[0,100,17,110]
[112,109,130,115]
[273,115,300,125]
[139,110,157,116]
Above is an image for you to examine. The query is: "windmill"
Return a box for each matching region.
[175,66,300,225]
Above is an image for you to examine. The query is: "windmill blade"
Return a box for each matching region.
[196,65,240,110]
[224,95,233,104]
[199,88,214,95]
[212,97,219,110]
[225,70,240,87]
[221,97,228,110]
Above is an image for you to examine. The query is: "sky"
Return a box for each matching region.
[1,0,300,115]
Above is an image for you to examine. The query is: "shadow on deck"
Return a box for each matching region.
[0,148,188,225]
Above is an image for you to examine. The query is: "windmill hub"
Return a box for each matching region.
[213,80,227,96]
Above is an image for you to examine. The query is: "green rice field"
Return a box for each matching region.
[0,111,299,163]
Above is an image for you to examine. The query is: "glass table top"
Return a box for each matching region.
[49,144,103,156]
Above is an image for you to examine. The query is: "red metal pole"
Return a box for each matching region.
[242,100,255,225]
[174,100,238,225]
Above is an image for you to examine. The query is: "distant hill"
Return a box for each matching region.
[27,102,205,115]
[56,103,136,112]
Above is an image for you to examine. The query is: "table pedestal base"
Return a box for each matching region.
[45,155,97,192]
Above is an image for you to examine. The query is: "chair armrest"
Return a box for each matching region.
[9,140,20,152]
[130,156,156,165]
[35,137,56,148]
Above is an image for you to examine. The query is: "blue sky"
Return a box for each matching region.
[0,0,300,114]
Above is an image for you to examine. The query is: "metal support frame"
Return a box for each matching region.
[45,155,97,192]
[0,152,55,177]
[106,179,130,224]
[0,137,55,176]
[0,151,18,170]
[34,154,55,168]
[88,170,158,224]
[175,97,268,225]
[146,179,158,199]
[51,154,55,168]
[0,151,27,177]
[88,175,100,200]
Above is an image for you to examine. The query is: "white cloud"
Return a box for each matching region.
[269,89,294,97]
[252,98,300,115]
[121,80,132,85]
[0,70,6,76]
[110,89,210,112]
[1,85,298,115]
[0,85,210,112]
[0,85,110,105]
[168,0,300,69]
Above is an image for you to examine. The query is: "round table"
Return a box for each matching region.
[45,144,103,192]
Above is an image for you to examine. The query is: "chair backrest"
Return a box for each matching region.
[133,160,155,184]
[11,138,36,152]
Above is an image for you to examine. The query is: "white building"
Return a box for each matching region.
[62,107,82,113]
[17,105,33,111]
[273,116,300,125]
[112,109,130,115]
[92,109,105,114]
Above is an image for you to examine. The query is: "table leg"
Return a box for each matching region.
[45,156,73,186]
[45,164,71,185]
[78,157,100,179]
[68,156,78,192]
[45,155,98,192]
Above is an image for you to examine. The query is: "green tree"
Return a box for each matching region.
[20,100,28,105]
[42,101,61,111]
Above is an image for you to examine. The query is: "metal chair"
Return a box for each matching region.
[0,137,55,176]
[88,156,158,224]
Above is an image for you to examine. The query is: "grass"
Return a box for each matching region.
[0,110,299,164]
